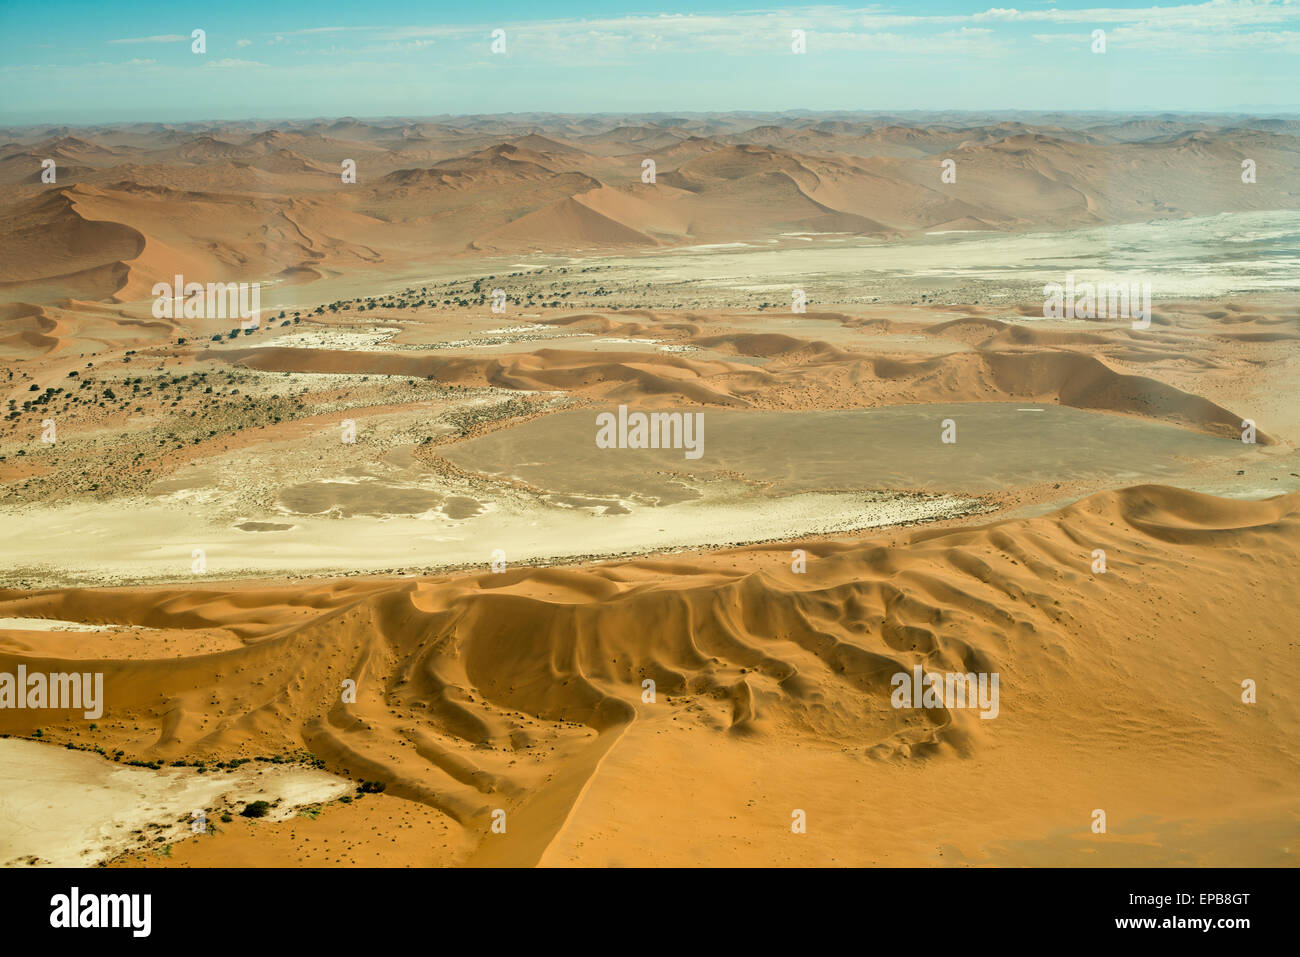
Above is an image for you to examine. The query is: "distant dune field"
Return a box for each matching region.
[3,115,1298,307]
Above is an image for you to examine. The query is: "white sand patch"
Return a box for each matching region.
[0,489,984,587]
[556,211,1300,298]
[484,324,551,334]
[259,327,400,351]
[0,738,350,866]
[675,242,752,252]
[0,618,118,632]
[431,330,593,349]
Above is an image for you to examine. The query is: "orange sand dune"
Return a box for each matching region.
[473,195,659,251]
[220,331,1261,441]
[1,180,398,303]
[2,485,1295,866]
[3,120,1297,310]
[0,303,60,354]
[0,189,144,301]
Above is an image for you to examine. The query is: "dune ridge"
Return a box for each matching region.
[3,115,1297,305]
[2,484,1295,865]
[219,327,1262,442]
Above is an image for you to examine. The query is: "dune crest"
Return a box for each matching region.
[2,485,1295,865]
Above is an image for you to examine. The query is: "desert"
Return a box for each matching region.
[0,16,1297,876]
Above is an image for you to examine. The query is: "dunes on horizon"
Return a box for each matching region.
[3,114,1298,306]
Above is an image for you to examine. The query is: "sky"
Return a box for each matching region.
[1,1,1297,124]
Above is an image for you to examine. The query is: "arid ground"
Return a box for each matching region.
[0,114,1297,866]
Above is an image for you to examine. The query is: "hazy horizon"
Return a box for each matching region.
[7,107,1300,135]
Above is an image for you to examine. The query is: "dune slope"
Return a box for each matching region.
[1,485,1295,865]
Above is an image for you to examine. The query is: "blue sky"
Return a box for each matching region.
[1,1,1297,123]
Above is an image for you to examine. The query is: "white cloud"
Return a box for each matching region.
[277,26,363,36]
[235,3,1300,62]
[205,58,268,69]
[108,34,189,45]
[100,3,1300,69]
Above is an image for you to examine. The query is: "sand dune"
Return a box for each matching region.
[0,189,144,301]
[2,485,1295,865]
[3,116,1296,310]
[220,319,1262,441]
[246,150,336,175]
[0,303,59,354]
[1,180,398,303]
[509,133,585,155]
[164,135,254,163]
[473,195,659,251]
